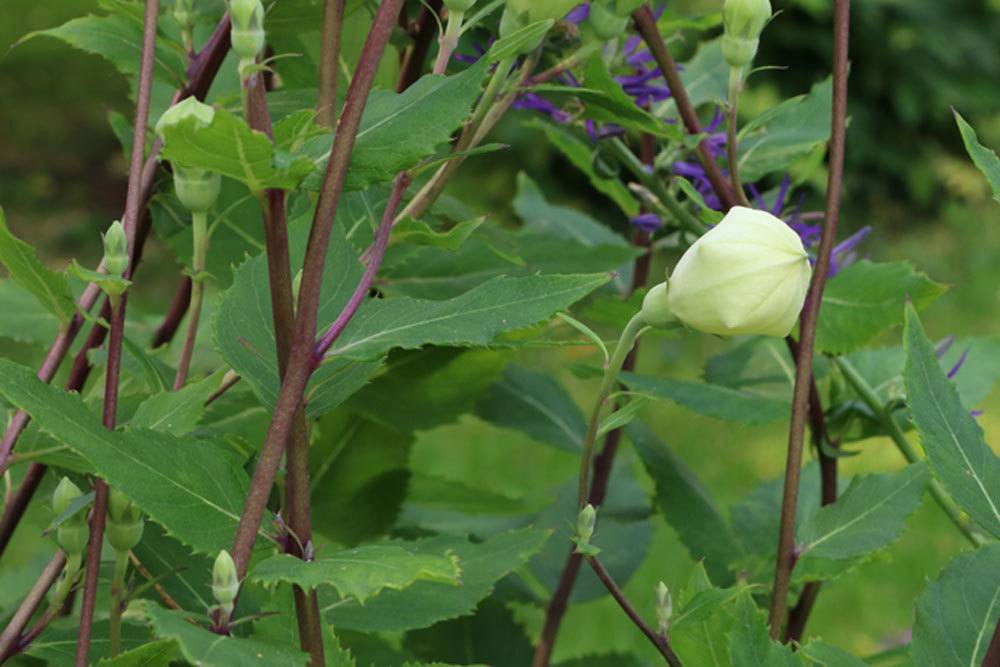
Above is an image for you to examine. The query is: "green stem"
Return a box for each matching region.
[834,355,984,547]
[578,313,647,509]
[606,138,706,236]
[173,210,209,390]
[432,9,464,75]
[725,68,750,207]
[108,550,129,657]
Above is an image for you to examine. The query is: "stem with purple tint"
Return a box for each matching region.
[317,0,345,127]
[0,552,66,661]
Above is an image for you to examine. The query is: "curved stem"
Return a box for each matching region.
[578,313,646,509]
[173,211,209,389]
[834,356,984,547]
[725,68,750,207]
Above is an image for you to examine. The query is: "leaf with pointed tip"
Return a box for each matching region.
[621,372,791,424]
[954,110,1000,203]
[904,305,1000,539]
[799,640,870,666]
[728,592,803,667]
[250,544,461,603]
[0,210,75,326]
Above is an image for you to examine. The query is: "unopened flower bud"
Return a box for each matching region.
[589,1,629,40]
[640,283,675,328]
[173,165,222,214]
[53,477,89,556]
[722,0,771,68]
[506,0,579,23]
[155,98,216,140]
[229,0,266,64]
[102,221,129,278]
[53,477,84,517]
[173,0,196,34]
[576,504,597,544]
[443,0,477,12]
[655,581,672,635]
[212,550,240,613]
[666,207,811,337]
[106,488,144,552]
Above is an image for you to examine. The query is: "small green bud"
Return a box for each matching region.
[53,478,89,556]
[589,1,629,40]
[576,504,597,544]
[655,581,672,635]
[229,0,266,63]
[212,549,240,613]
[106,488,144,552]
[443,0,477,12]
[53,477,84,518]
[172,165,222,214]
[640,282,675,328]
[155,97,216,140]
[721,0,771,68]
[506,0,578,23]
[107,488,142,525]
[102,221,129,278]
[173,0,195,29]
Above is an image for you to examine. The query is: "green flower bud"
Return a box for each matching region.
[640,282,675,328]
[506,0,578,23]
[155,97,216,140]
[655,581,672,635]
[102,221,129,278]
[576,504,597,544]
[589,1,629,40]
[229,0,266,63]
[212,549,240,612]
[53,477,84,518]
[722,0,771,68]
[53,478,89,557]
[106,488,144,552]
[443,0,477,12]
[173,0,195,30]
[172,165,222,214]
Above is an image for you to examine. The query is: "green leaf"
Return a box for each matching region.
[911,544,1000,667]
[141,603,309,667]
[131,524,214,614]
[737,78,833,182]
[302,61,490,191]
[620,372,791,424]
[954,109,1000,203]
[21,14,186,87]
[475,364,586,452]
[903,305,1000,539]
[527,120,639,217]
[799,640,871,666]
[404,599,534,667]
[130,372,220,435]
[728,592,803,667]
[392,217,486,251]
[250,543,461,603]
[796,463,928,559]
[0,359,257,554]
[488,20,554,61]
[94,639,177,667]
[660,37,728,114]
[25,621,150,664]
[325,273,610,360]
[160,108,315,192]
[0,210,75,326]
[326,529,549,632]
[815,260,946,355]
[0,279,61,344]
[628,422,742,585]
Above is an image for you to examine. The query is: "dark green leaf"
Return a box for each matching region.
[404,599,534,667]
[94,639,177,667]
[621,372,791,424]
[728,592,803,667]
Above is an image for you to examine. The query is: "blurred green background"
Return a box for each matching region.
[1,0,999,662]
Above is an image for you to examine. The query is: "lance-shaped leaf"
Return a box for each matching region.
[0,359,258,555]
[796,463,928,559]
[911,544,1000,667]
[141,604,309,667]
[904,304,1000,539]
[250,543,461,603]
[620,372,791,424]
[954,109,1000,203]
[160,108,314,192]
[0,210,75,326]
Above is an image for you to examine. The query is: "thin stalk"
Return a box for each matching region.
[173,210,208,389]
[317,0,346,126]
[527,42,602,85]
[834,356,983,547]
[725,68,750,206]
[151,277,192,348]
[432,8,463,74]
[578,313,646,509]
[108,550,129,657]
[766,0,851,638]
[632,5,738,210]
[586,556,683,667]
[0,552,66,661]
[76,1,159,662]
[397,0,443,92]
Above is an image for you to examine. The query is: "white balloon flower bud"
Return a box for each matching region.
[665,206,811,337]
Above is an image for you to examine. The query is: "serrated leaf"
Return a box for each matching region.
[628,422,742,585]
[904,305,1000,539]
[160,108,314,192]
[250,544,460,603]
[728,592,803,667]
[815,260,946,355]
[404,599,534,667]
[911,544,1000,667]
[94,639,177,667]
[325,273,610,360]
[620,372,791,424]
[796,463,927,559]
[142,604,309,667]
[737,78,833,182]
[130,372,220,435]
[474,364,586,452]
[0,359,258,554]
[0,210,75,325]
[392,217,486,251]
[954,109,1000,203]
[325,529,549,632]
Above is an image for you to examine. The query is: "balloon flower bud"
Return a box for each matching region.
[443,0,477,12]
[640,283,675,328]
[588,1,629,40]
[655,581,672,635]
[576,504,597,544]
[106,488,144,553]
[102,221,129,278]
[506,0,579,23]
[155,97,216,138]
[722,0,771,68]
[155,99,222,213]
[665,207,811,337]
[53,477,88,556]
[229,0,266,64]
[212,550,241,613]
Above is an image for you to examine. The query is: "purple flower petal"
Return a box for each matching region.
[630,213,663,232]
[565,3,590,24]
[947,348,971,380]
